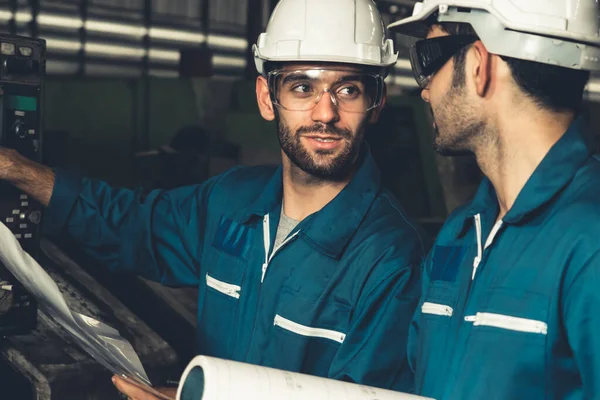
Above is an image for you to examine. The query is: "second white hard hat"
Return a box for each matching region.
[388,0,600,72]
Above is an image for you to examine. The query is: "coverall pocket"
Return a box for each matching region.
[198,264,245,359]
[415,280,458,394]
[265,288,350,377]
[452,287,549,399]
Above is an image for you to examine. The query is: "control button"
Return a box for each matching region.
[19,224,27,229]
[21,202,28,207]
[14,234,21,239]
[20,195,27,200]
[5,218,13,223]
[28,129,35,136]
[19,213,25,219]
[24,233,32,239]
[12,210,20,215]
[28,211,41,224]
[12,120,25,139]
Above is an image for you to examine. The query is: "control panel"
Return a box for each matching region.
[0,34,45,335]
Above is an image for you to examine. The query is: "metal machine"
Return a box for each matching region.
[0,34,45,335]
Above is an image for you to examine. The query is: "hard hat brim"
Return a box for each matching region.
[387,7,437,38]
[388,19,430,38]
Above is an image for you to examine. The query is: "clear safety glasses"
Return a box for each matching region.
[409,35,478,89]
[267,68,385,114]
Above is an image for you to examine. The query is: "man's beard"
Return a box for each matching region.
[275,112,366,181]
[432,65,485,157]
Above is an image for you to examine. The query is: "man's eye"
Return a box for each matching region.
[338,86,361,96]
[292,84,312,93]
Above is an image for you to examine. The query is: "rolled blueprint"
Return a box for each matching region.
[176,355,435,400]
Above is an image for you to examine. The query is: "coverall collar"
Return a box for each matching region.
[234,146,383,259]
[464,117,592,228]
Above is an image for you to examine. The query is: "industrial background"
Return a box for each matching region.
[0,0,599,398]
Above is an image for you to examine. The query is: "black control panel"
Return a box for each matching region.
[0,34,45,335]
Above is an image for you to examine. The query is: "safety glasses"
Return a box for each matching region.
[267,68,385,114]
[409,35,478,89]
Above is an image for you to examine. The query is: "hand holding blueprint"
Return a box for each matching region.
[0,221,160,393]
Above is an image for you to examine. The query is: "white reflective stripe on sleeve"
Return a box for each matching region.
[421,302,453,317]
[464,312,547,335]
[206,274,241,299]
[274,314,346,343]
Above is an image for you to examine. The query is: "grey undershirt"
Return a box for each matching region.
[274,206,300,250]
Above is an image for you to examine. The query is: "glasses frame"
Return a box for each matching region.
[266,68,385,114]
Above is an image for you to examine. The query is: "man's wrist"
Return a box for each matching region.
[3,149,27,184]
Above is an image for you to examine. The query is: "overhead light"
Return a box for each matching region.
[149,27,205,43]
[0,10,11,21]
[85,42,146,58]
[148,48,180,62]
[208,35,247,50]
[14,12,32,23]
[85,20,147,37]
[45,38,82,52]
[212,55,246,68]
[38,13,83,29]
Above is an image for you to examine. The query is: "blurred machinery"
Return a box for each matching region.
[0,34,45,336]
[0,35,181,400]
[0,239,180,399]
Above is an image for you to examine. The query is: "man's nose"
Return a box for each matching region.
[311,91,340,124]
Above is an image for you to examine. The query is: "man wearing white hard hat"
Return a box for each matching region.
[0,0,426,398]
[388,0,600,398]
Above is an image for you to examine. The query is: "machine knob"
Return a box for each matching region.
[28,211,41,224]
[12,120,25,139]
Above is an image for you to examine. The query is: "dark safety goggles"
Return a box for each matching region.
[409,35,478,89]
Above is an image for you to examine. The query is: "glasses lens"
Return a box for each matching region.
[270,69,382,113]
[410,35,478,88]
[409,43,429,88]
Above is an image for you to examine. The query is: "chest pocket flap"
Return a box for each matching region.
[212,216,254,260]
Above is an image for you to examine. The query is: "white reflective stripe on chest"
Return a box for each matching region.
[261,213,300,283]
[464,312,548,335]
[421,302,453,317]
[206,274,241,299]
[274,314,346,343]
[472,214,503,280]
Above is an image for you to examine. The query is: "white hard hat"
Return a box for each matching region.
[388,0,600,72]
[253,0,398,75]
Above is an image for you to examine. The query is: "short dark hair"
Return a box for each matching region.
[430,19,590,113]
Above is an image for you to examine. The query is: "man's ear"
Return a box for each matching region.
[256,75,275,121]
[369,83,387,123]
[471,41,492,97]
